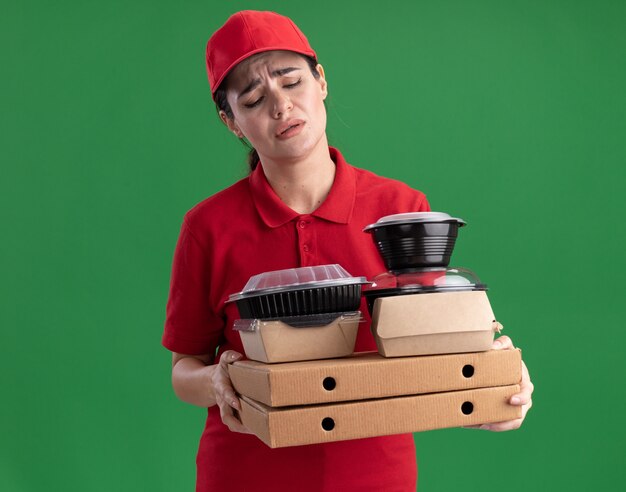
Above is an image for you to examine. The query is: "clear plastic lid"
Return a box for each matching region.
[363,211,466,231]
[228,264,369,301]
[364,267,486,293]
[233,311,363,330]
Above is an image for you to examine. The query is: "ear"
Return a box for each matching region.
[316,64,328,100]
[219,110,244,138]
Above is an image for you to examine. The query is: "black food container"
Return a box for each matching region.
[363,212,466,271]
[362,267,487,315]
[228,264,369,321]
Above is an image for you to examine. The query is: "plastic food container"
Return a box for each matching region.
[364,267,498,357]
[233,312,362,363]
[363,212,466,271]
[363,267,487,314]
[228,265,369,320]
[369,290,500,357]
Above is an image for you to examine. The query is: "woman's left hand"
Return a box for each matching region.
[467,335,534,431]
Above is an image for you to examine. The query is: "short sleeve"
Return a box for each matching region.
[416,193,431,212]
[162,217,224,356]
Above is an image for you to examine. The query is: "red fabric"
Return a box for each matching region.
[163,147,430,491]
[206,10,317,96]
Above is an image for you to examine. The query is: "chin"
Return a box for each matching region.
[276,134,325,160]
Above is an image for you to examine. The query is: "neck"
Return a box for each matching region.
[259,138,336,214]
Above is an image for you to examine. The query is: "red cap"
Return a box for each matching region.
[206,11,317,99]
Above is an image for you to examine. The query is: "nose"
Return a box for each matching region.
[271,89,293,119]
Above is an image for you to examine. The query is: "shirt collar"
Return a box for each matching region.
[249,147,356,228]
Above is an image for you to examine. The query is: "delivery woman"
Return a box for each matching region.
[162,10,533,492]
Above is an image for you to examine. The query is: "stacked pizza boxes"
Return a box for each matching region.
[227,213,522,448]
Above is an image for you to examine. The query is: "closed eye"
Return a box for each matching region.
[244,96,264,108]
[243,78,301,108]
[284,79,302,89]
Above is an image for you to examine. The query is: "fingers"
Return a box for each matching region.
[492,335,514,350]
[215,351,243,410]
[508,360,534,428]
[218,398,253,434]
[466,359,534,432]
[475,395,533,432]
[477,417,524,432]
[217,352,243,407]
[511,360,534,405]
[212,350,251,433]
[219,350,243,368]
[215,375,241,411]
[510,385,533,406]
[510,384,533,406]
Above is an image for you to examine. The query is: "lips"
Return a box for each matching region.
[276,119,305,139]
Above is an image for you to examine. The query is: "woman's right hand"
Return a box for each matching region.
[171,350,252,434]
[211,350,253,434]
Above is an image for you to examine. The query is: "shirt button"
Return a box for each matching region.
[303,244,310,252]
[298,220,307,229]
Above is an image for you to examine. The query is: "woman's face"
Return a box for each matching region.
[220,50,328,163]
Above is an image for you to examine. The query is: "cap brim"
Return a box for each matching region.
[211,47,317,99]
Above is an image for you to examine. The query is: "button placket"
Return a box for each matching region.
[296,215,314,265]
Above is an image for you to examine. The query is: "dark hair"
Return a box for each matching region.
[214,55,321,172]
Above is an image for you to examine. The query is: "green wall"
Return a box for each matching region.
[2,0,624,490]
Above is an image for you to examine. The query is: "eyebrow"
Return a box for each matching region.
[238,67,302,99]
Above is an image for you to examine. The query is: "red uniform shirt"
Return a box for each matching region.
[163,147,430,492]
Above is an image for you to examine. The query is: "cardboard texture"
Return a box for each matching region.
[238,313,360,363]
[371,290,498,356]
[230,349,522,407]
[238,384,522,448]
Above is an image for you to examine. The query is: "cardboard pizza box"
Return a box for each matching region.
[229,349,521,407]
[237,384,521,448]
